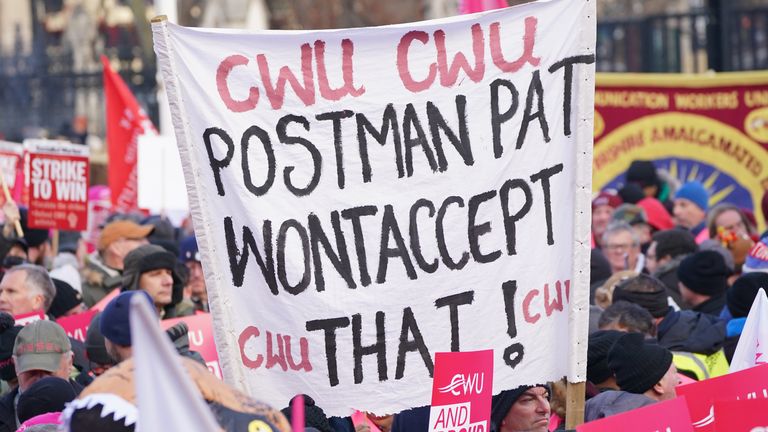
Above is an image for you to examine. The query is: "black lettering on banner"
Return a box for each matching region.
[489,79,519,159]
[501,280,524,369]
[434,291,474,352]
[436,196,469,270]
[223,216,278,294]
[241,125,277,196]
[316,110,354,189]
[516,70,550,150]
[403,103,439,176]
[203,127,235,196]
[395,307,434,379]
[352,312,387,384]
[306,317,351,387]
[468,190,501,264]
[277,115,321,196]
[499,179,533,256]
[356,105,404,181]
[377,204,417,284]
[308,212,356,292]
[340,206,378,287]
[530,163,564,246]
[548,54,596,136]
[426,95,474,169]
[409,198,439,273]
[276,219,311,295]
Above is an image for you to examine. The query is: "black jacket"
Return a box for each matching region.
[0,379,83,432]
[657,309,726,355]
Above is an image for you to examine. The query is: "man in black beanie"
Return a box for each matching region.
[587,330,624,390]
[677,250,731,315]
[611,274,728,381]
[585,333,677,421]
[609,333,678,400]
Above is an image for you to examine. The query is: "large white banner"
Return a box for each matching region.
[153,0,595,416]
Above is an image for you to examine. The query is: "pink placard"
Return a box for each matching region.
[429,350,493,432]
[676,364,768,431]
[56,309,97,342]
[161,313,222,379]
[714,398,768,431]
[577,397,693,432]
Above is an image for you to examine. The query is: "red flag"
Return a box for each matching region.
[101,55,157,213]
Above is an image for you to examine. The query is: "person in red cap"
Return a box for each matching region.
[592,191,622,248]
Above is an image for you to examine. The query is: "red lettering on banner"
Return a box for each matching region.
[523,289,540,324]
[490,17,540,72]
[435,23,485,87]
[396,31,437,92]
[216,39,365,112]
[523,280,571,325]
[257,43,315,110]
[238,325,312,372]
[543,282,563,316]
[397,18,540,93]
[216,54,259,112]
[314,39,365,101]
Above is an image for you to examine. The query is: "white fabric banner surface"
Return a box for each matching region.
[153,0,595,415]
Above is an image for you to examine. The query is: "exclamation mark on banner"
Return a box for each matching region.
[501,280,524,369]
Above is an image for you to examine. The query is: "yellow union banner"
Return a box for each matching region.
[593,72,768,231]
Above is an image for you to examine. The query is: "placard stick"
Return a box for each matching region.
[0,169,23,238]
[51,229,59,256]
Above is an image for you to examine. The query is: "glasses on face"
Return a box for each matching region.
[604,243,634,252]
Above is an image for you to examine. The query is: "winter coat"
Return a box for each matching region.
[692,294,726,317]
[657,309,729,380]
[80,253,122,307]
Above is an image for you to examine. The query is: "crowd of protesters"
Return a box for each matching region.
[0,158,764,431]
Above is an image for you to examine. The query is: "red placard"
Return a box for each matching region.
[714,398,768,431]
[577,397,693,432]
[0,141,24,207]
[676,364,768,431]
[13,310,46,326]
[56,309,98,343]
[161,313,222,379]
[24,140,89,230]
[428,350,493,432]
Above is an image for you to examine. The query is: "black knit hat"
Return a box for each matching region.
[618,183,646,205]
[728,273,768,318]
[677,250,731,296]
[611,275,670,318]
[0,313,21,382]
[490,384,551,430]
[626,160,659,189]
[17,376,77,424]
[608,333,672,394]
[587,330,624,384]
[48,278,83,319]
